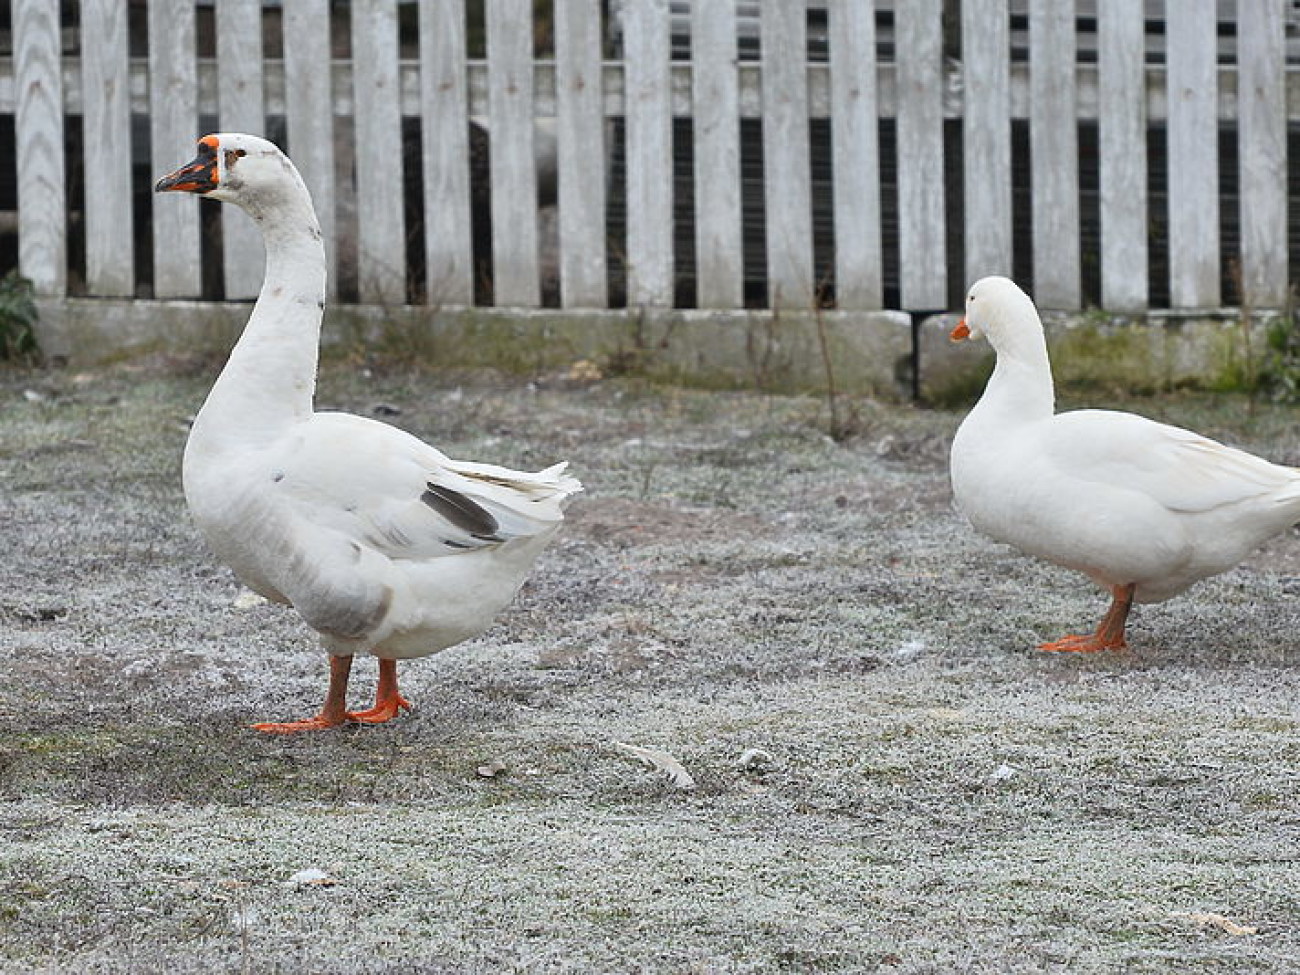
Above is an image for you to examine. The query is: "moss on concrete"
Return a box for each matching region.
[921,308,1281,405]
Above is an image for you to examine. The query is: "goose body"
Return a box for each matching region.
[157,134,580,730]
[950,275,1300,651]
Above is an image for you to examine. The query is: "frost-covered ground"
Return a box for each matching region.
[2,359,1299,973]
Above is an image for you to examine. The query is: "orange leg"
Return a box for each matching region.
[1040,583,1135,654]
[346,658,412,725]
[252,654,354,733]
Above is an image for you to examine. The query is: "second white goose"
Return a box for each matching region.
[950,275,1300,653]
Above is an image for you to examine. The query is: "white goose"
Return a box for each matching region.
[155,134,581,732]
[950,275,1300,653]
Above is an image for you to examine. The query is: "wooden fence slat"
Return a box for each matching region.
[352,0,406,305]
[79,0,132,297]
[14,0,65,297]
[1237,0,1288,307]
[622,0,674,308]
[148,0,201,298]
[1029,0,1080,309]
[419,0,474,306]
[1165,0,1219,308]
[555,0,608,308]
[487,0,541,307]
[895,0,947,308]
[282,0,337,299]
[690,0,742,309]
[828,0,882,310]
[1097,0,1147,311]
[962,0,1012,286]
[217,0,266,300]
[760,0,814,308]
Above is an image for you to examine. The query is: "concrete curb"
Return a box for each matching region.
[918,307,1287,404]
[33,298,914,397]
[32,297,1291,402]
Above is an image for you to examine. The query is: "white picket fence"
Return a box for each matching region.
[4,0,1297,316]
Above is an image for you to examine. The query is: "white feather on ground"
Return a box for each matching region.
[613,742,697,790]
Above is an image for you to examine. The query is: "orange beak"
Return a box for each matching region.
[154,135,220,194]
[949,319,971,342]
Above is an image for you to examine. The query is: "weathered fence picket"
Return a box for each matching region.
[282,0,338,301]
[1166,0,1220,308]
[487,0,541,307]
[828,0,883,311]
[147,0,201,299]
[962,0,1013,286]
[555,0,609,309]
[419,0,474,307]
[14,0,65,298]
[1238,0,1289,308]
[760,0,814,308]
[282,0,338,300]
[1097,0,1148,311]
[79,0,133,297]
[216,0,266,300]
[1,1,1296,323]
[690,0,743,309]
[623,0,674,308]
[894,0,948,309]
[1029,0,1081,309]
[352,0,407,305]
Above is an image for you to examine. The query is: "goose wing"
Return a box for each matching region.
[271,412,581,560]
[1046,410,1300,514]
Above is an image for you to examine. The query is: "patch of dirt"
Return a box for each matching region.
[565,495,770,549]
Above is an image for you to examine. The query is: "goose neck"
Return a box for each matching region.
[978,354,1056,422]
[191,199,326,448]
[973,311,1054,415]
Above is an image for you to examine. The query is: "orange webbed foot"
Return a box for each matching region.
[1038,632,1128,654]
[248,657,411,732]
[347,694,412,725]
[1039,584,1135,655]
[251,714,349,734]
[346,658,410,725]
[251,655,354,733]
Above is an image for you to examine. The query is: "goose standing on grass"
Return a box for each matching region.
[949,275,1300,653]
[155,134,581,732]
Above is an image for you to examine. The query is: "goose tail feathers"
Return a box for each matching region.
[438,459,583,534]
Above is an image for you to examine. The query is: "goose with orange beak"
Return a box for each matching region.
[948,275,1300,653]
[156,134,581,731]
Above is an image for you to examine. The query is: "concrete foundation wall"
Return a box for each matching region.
[33,298,915,397]
[31,298,1286,403]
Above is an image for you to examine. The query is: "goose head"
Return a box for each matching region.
[155,133,310,217]
[949,275,1043,349]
